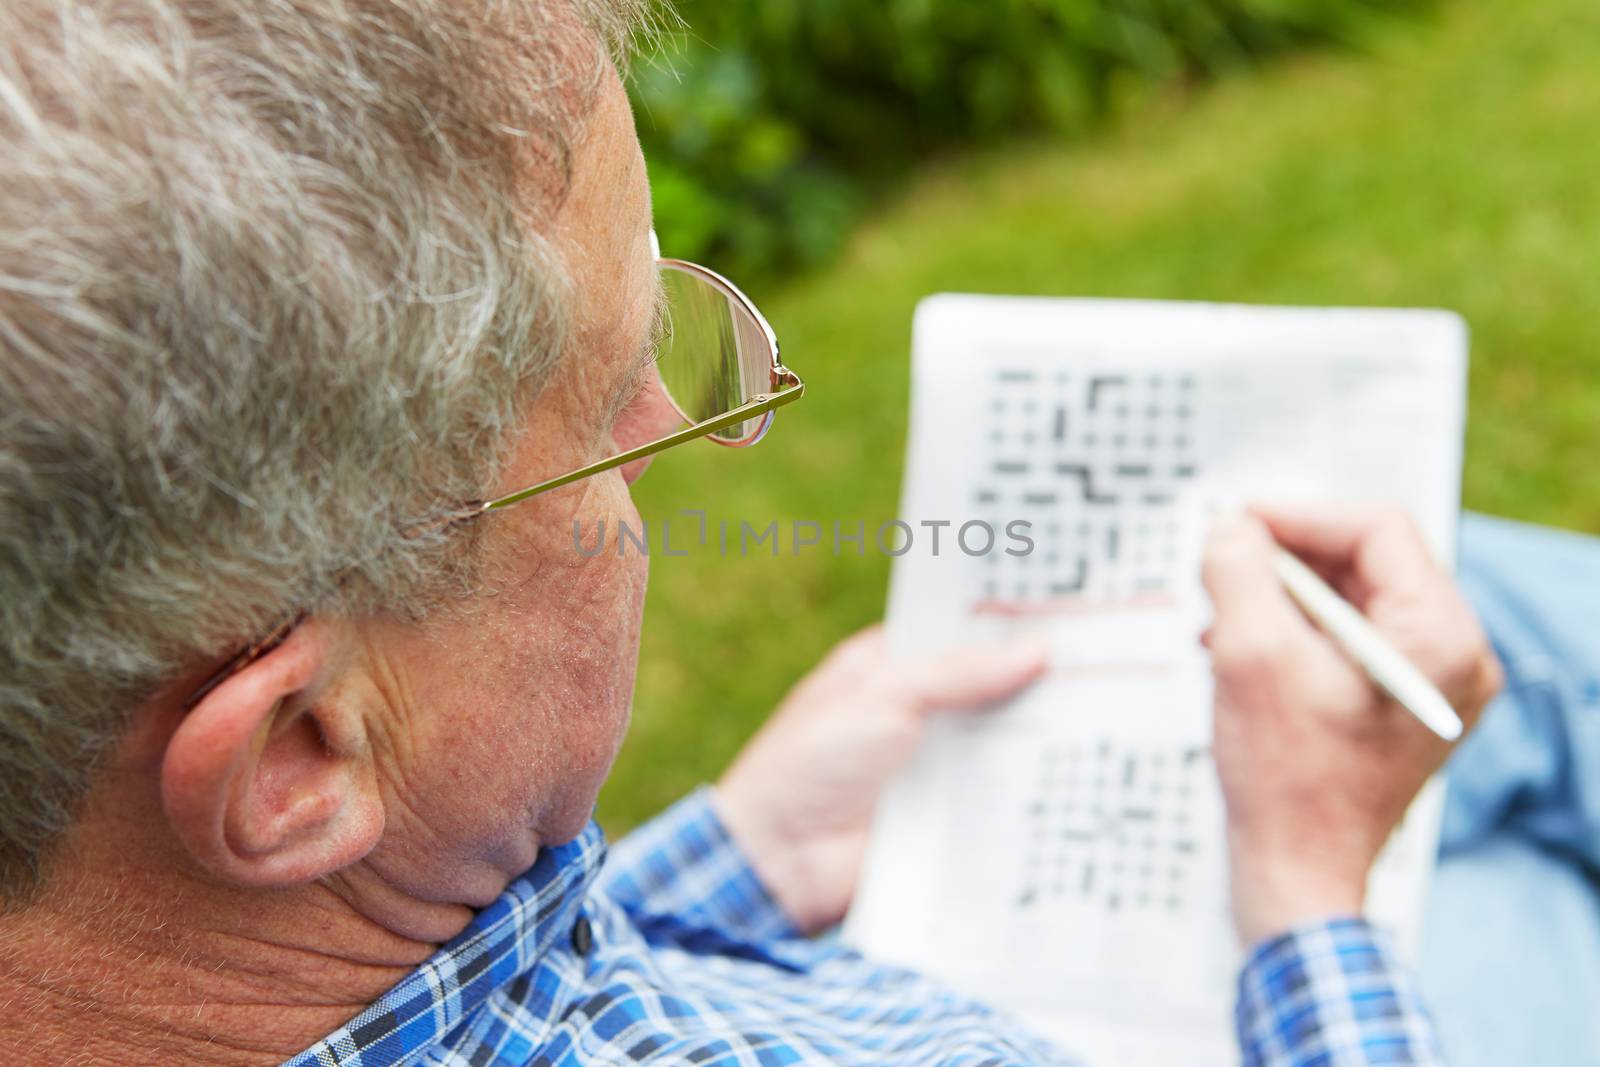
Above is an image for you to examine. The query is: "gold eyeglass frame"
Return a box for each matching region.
[182,252,803,710]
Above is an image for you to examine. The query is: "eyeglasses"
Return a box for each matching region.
[183,243,803,710]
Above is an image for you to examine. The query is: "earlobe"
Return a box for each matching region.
[162,625,384,888]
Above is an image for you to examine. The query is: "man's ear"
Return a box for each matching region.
[161,624,384,888]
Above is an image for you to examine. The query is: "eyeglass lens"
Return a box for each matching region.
[657,264,775,444]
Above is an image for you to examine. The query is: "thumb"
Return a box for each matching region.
[898,634,1050,713]
[1202,513,1318,651]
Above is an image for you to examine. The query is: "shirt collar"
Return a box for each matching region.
[287,820,608,1067]
[462,818,607,967]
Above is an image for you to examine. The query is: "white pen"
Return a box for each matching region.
[1272,547,1464,742]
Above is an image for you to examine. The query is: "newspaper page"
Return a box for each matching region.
[843,295,1468,1067]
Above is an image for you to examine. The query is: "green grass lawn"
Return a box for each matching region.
[598,0,1600,832]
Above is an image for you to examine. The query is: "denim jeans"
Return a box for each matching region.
[1420,514,1600,1065]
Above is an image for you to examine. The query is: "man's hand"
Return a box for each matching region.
[1203,505,1502,945]
[714,625,1048,934]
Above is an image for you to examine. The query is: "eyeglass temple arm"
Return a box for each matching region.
[183,375,802,711]
[480,376,804,514]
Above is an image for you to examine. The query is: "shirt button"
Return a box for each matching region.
[570,913,594,956]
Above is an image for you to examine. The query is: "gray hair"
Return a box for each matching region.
[0,0,651,896]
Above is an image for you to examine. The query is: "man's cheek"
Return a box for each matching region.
[557,477,647,593]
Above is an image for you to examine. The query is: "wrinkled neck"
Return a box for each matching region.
[0,832,462,1064]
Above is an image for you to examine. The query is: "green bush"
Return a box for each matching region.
[631,0,1435,283]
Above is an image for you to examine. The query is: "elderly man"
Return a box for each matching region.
[3,1,1581,1064]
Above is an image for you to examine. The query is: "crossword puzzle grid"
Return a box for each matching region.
[976,368,1200,604]
[1017,741,1210,914]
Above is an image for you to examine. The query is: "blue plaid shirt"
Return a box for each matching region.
[287,788,1444,1066]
